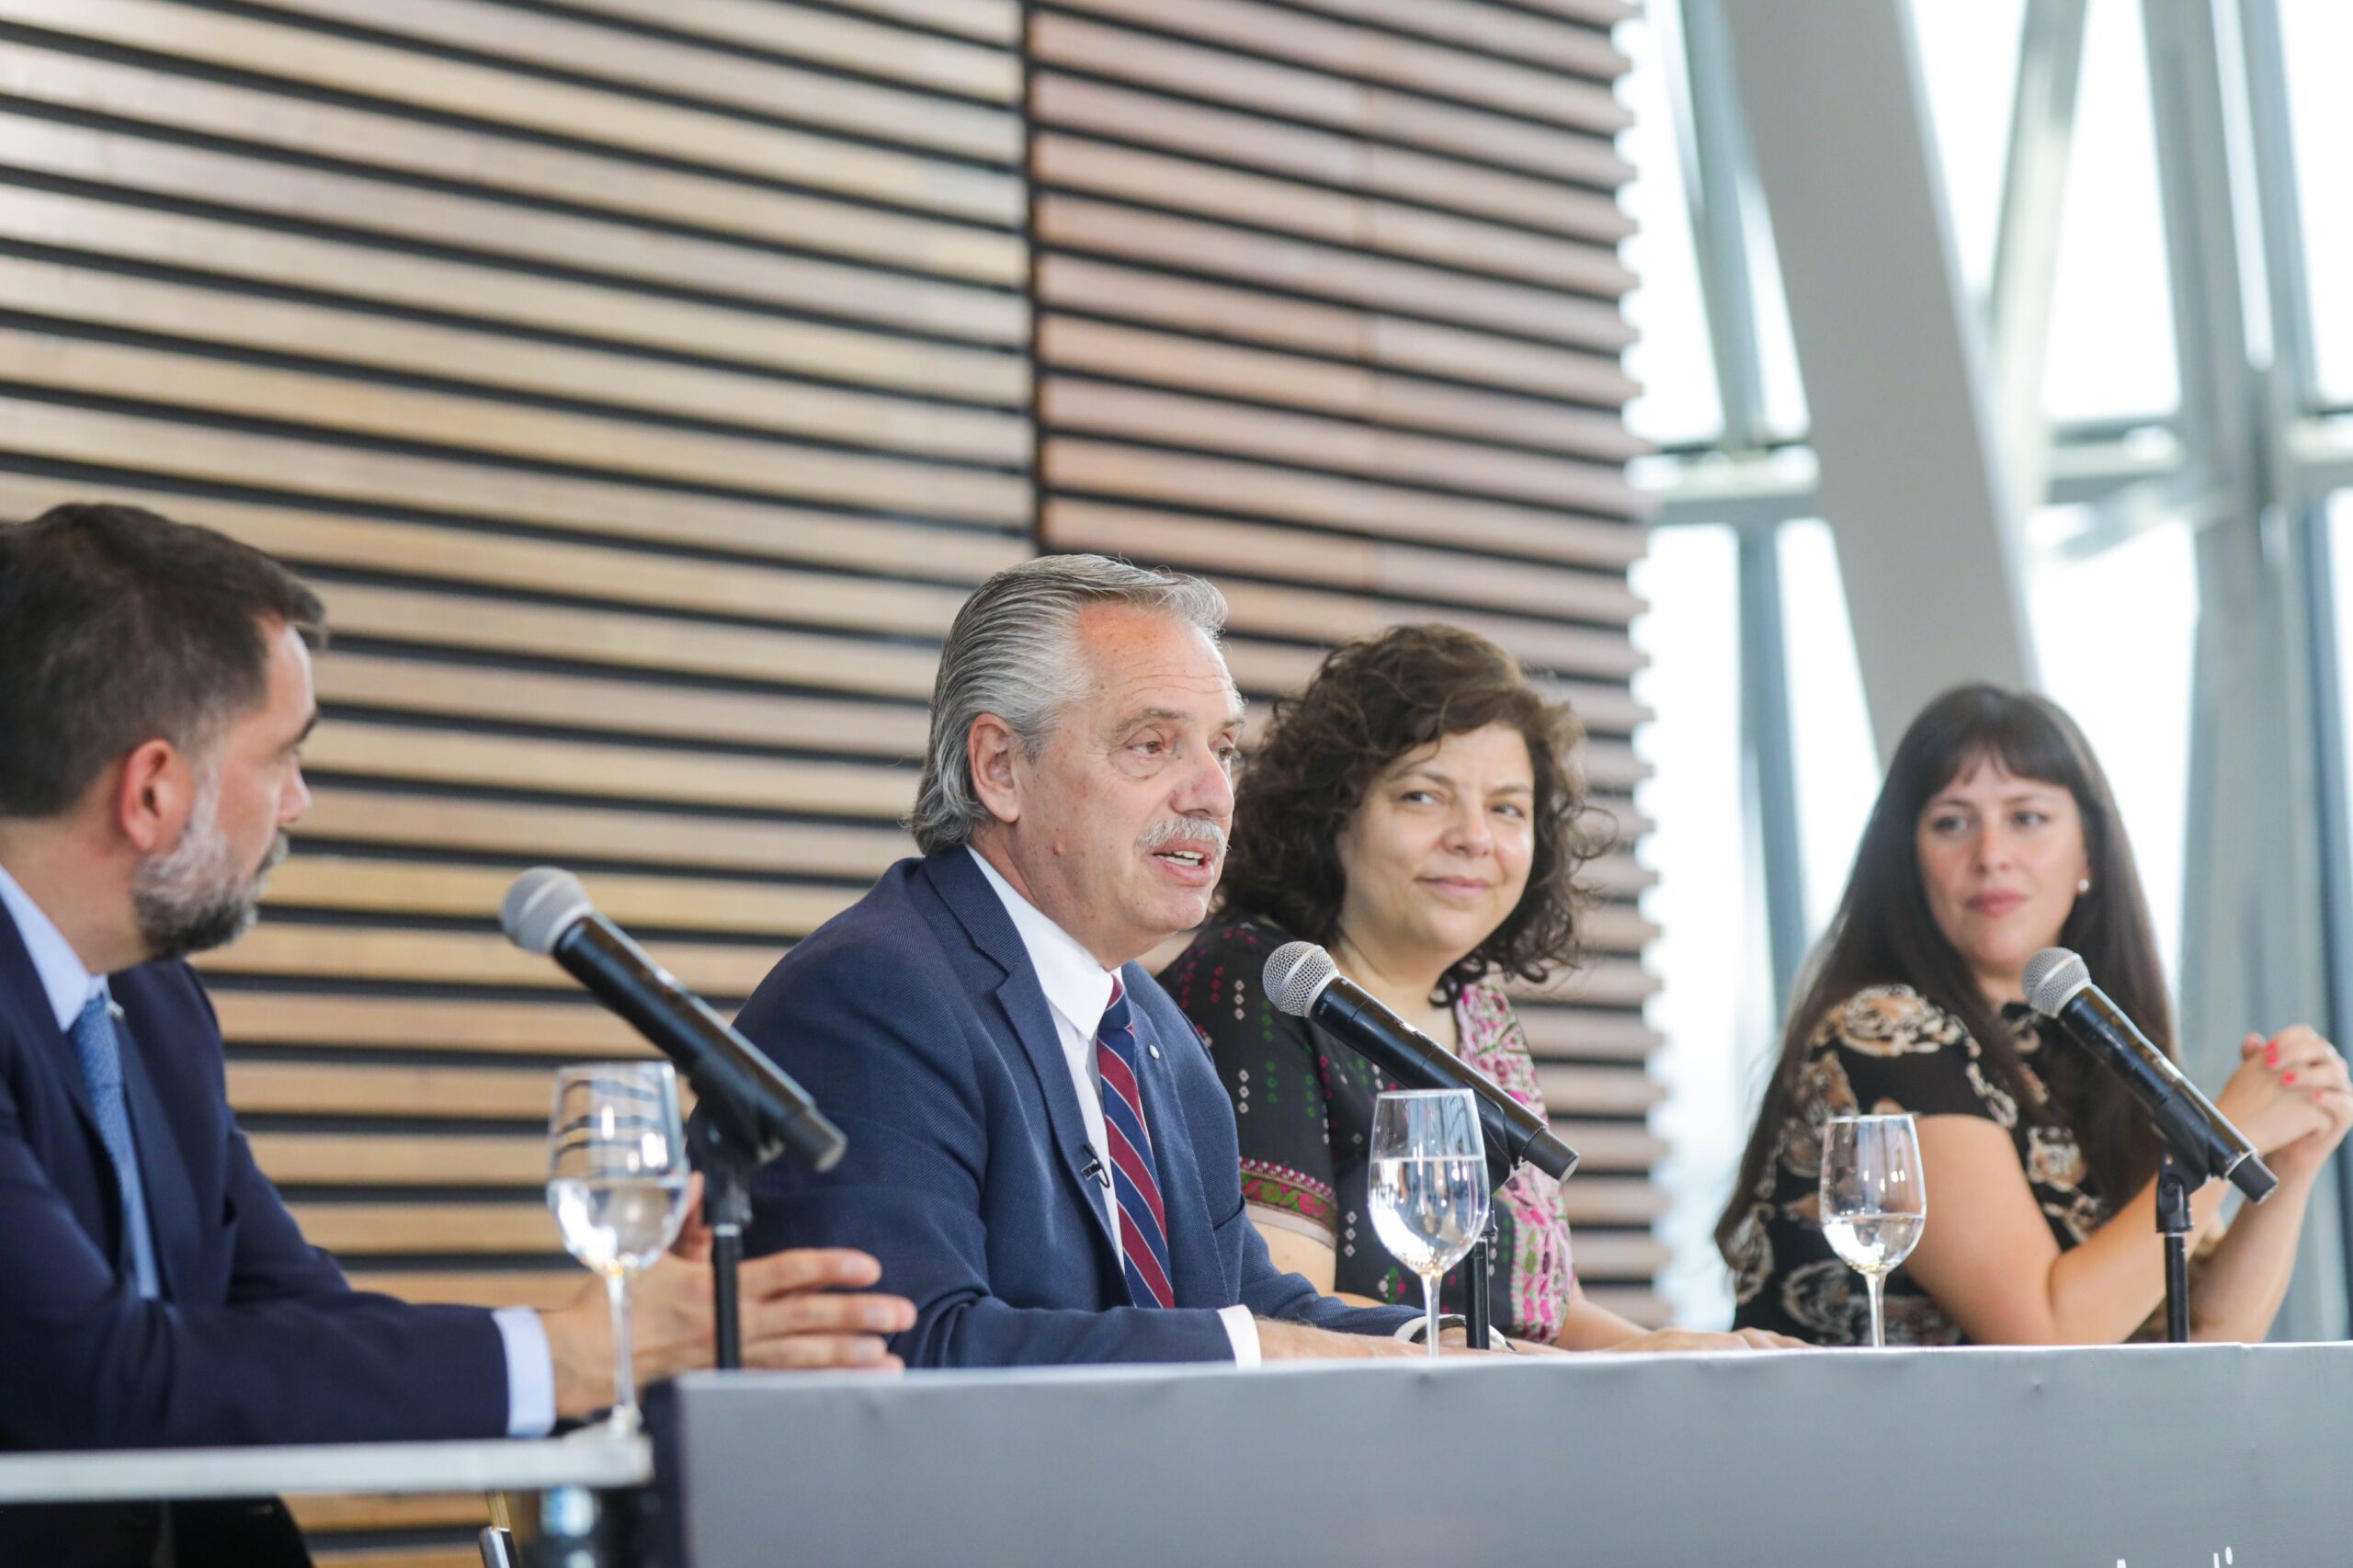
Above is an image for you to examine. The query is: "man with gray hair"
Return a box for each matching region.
[734,554,1440,1364]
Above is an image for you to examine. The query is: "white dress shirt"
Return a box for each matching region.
[0,862,555,1437]
[967,850,1260,1366]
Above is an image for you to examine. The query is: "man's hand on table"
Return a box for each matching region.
[540,1173,916,1420]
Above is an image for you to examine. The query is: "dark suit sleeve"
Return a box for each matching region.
[0,983,511,1449]
[736,938,1244,1368]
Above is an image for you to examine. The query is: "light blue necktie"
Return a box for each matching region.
[71,994,161,1299]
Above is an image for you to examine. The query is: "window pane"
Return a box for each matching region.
[1909,0,2027,305]
[2025,514,2197,988]
[1634,526,1770,1329]
[1617,6,1725,448]
[1779,521,1882,940]
[2040,0,2178,423]
[2279,0,2353,404]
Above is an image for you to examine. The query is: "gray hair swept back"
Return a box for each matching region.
[910,554,1229,854]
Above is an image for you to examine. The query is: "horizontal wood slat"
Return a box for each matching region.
[1044,501,1645,622]
[0,417,1027,588]
[212,994,654,1056]
[1028,13,1632,188]
[1045,442,1643,566]
[309,655,933,761]
[6,0,1026,223]
[1045,0,1631,135]
[262,858,858,941]
[0,256,1029,466]
[285,1203,559,1256]
[313,582,942,701]
[1042,379,1645,513]
[1028,74,1632,243]
[1037,317,1644,459]
[250,1133,547,1187]
[297,786,917,878]
[1037,256,1638,404]
[290,0,1024,123]
[200,926,779,996]
[0,328,1030,526]
[0,97,1027,343]
[302,722,919,817]
[1031,132,1636,294]
[347,1271,584,1311]
[1038,197,1633,347]
[0,183,1029,406]
[553,0,1022,97]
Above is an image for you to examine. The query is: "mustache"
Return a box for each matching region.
[1138,817,1229,856]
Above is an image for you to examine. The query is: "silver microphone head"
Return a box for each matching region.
[2023,947,2092,1017]
[501,867,595,956]
[1263,940,1339,1017]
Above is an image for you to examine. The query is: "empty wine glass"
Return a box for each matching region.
[1369,1088,1490,1358]
[1819,1112,1927,1348]
[547,1062,690,1432]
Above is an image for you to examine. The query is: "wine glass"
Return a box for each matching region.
[1818,1112,1927,1349]
[547,1062,691,1433]
[1369,1088,1490,1358]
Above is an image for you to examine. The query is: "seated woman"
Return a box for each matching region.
[1164,624,1783,1350]
[1722,684,2352,1345]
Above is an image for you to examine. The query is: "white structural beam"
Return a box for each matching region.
[1987,0,2091,528]
[2152,0,2346,1339]
[1714,0,2034,763]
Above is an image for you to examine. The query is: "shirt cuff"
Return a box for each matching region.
[494,1306,557,1437]
[1216,1304,1261,1368]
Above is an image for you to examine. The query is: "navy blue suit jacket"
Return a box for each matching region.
[736,851,1418,1366]
[0,901,511,1455]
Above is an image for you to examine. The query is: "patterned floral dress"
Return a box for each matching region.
[1158,920,1575,1342]
[1726,984,2108,1346]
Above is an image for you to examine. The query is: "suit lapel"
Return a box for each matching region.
[0,900,108,1153]
[1121,973,1227,1305]
[921,853,1119,1257]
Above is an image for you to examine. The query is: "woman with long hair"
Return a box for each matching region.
[1722,684,2351,1344]
[1166,624,1788,1350]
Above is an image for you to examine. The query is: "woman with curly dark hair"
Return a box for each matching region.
[1162,624,1789,1351]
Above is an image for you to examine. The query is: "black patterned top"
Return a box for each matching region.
[1158,920,1574,1341]
[1726,984,2107,1346]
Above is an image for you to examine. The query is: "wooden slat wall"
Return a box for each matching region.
[0,0,1026,1559]
[6,0,1668,1551]
[1030,0,1670,1320]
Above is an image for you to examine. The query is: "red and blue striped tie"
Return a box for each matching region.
[1096,977,1175,1309]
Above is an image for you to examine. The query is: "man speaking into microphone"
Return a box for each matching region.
[726,556,1458,1366]
[0,504,910,1566]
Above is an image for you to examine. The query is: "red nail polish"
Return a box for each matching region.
[2268,1044,2279,1065]
[2284,1071,2298,1085]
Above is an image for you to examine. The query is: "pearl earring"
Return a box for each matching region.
[2077,877,2091,895]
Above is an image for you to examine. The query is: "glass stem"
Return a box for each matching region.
[608,1270,639,1429]
[1865,1269,1887,1350]
[1423,1273,1444,1359]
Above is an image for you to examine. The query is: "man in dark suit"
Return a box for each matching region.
[738,556,1449,1365]
[0,503,915,1566]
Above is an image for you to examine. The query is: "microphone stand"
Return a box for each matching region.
[2156,1147,2199,1345]
[690,1098,774,1371]
[1459,1148,1514,1350]
[1463,1215,1498,1349]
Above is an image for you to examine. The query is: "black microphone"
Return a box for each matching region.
[1263,941,1578,1183]
[2023,947,2275,1203]
[502,867,846,1173]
